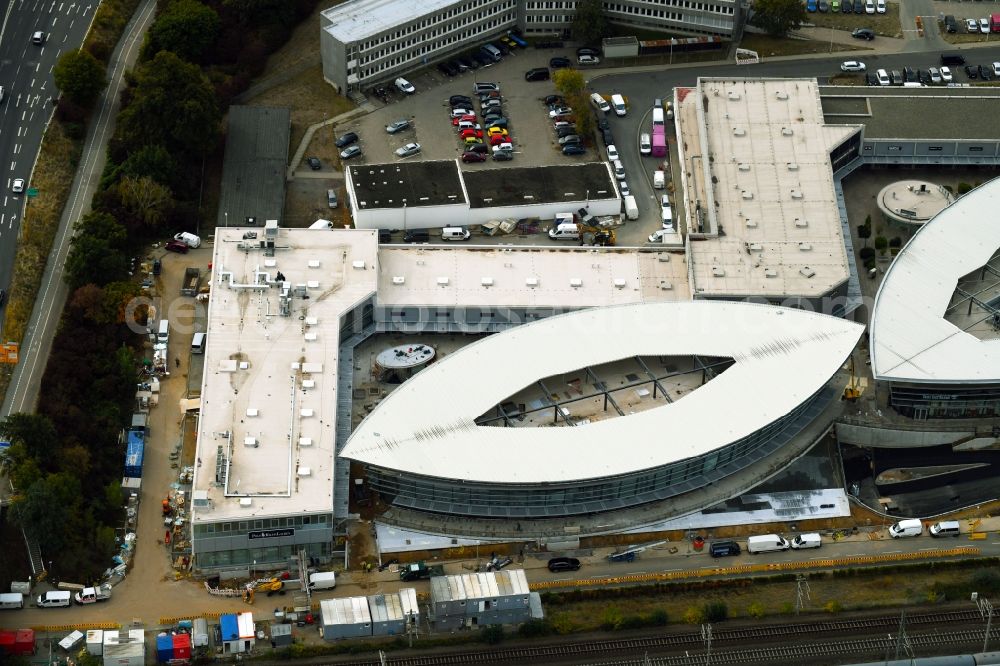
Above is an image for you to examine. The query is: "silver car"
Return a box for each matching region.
[395,142,421,158]
[385,119,410,134]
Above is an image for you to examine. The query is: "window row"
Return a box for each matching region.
[359,9,515,64]
[193,513,330,536]
[196,542,332,568]
[358,0,516,51]
[525,0,733,11]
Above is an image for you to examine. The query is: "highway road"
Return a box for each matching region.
[0,0,96,316]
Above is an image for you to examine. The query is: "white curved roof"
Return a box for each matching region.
[341,302,863,484]
[871,177,1000,384]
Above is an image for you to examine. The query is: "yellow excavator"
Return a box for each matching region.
[244,578,284,604]
[843,356,861,402]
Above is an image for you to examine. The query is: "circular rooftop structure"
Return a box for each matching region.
[375,344,435,369]
[875,180,954,226]
[342,301,863,518]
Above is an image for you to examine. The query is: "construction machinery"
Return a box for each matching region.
[843,355,861,402]
[243,578,284,604]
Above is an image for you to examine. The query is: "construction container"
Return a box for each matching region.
[0,629,36,656]
[103,629,144,666]
[86,630,104,655]
[269,623,292,647]
[320,597,372,640]
[191,619,209,648]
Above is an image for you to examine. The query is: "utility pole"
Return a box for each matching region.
[795,574,811,615]
[976,595,994,653]
[701,623,712,666]
[893,610,913,661]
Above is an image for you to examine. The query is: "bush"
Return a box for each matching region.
[517,619,553,638]
[957,182,973,194]
[825,600,842,614]
[683,606,705,624]
[970,569,1000,595]
[864,258,877,271]
[703,601,728,622]
[859,247,876,261]
[747,602,766,619]
[601,604,624,630]
[649,608,669,626]
[481,625,505,644]
[889,236,902,248]
[874,235,889,256]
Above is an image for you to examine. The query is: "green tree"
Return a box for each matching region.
[703,601,729,622]
[13,474,81,550]
[481,625,505,644]
[751,0,807,37]
[118,175,174,228]
[874,235,889,256]
[117,51,221,158]
[572,0,607,45]
[64,212,130,289]
[857,214,871,247]
[53,49,107,106]
[553,68,586,96]
[0,413,59,463]
[143,0,220,64]
[119,144,178,188]
[601,604,624,630]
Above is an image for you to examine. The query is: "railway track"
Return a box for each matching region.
[319,609,994,666]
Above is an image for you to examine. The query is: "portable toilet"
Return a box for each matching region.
[156,634,173,662]
[269,623,292,648]
[172,633,191,661]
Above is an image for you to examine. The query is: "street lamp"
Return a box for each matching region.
[250,559,256,581]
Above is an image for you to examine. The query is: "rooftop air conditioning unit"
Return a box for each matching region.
[239,498,253,508]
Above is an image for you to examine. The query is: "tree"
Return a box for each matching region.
[118,144,178,189]
[874,235,889,256]
[751,0,807,37]
[572,0,607,45]
[64,212,130,289]
[13,474,80,551]
[143,0,221,64]
[53,49,107,106]
[857,214,871,247]
[0,413,60,463]
[553,68,586,96]
[117,51,221,158]
[118,175,174,228]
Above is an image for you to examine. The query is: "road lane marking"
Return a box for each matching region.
[884,550,902,554]
[919,547,938,551]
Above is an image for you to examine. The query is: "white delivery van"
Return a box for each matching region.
[591,93,611,113]
[442,226,471,241]
[173,232,201,248]
[746,534,790,554]
[889,518,923,538]
[0,593,24,609]
[623,195,638,220]
[308,572,337,590]
[929,520,961,537]
[652,106,664,126]
[653,171,665,189]
[37,591,72,608]
[548,223,580,241]
[191,332,206,354]
[157,319,170,344]
[610,94,627,117]
[790,533,822,550]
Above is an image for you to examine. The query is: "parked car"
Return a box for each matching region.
[607,144,619,161]
[842,0,852,12]
[562,144,586,156]
[525,67,550,82]
[450,95,473,106]
[451,107,474,118]
[967,19,979,33]
[549,106,572,118]
[979,64,994,81]
[864,0,874,14]
[981,18,991,35]
[467,143,489,154]
[806,0,817,11]
[558,134,581,146]
[928,67,942,84]
[453,114,477,126]
[327,189,338,208]
[619,180,630,196]
[335,131,358,148]
[577,46,601,57]
[340,145,363,160]
[709,540,741,558]
[460,128,484,139]
[876,68,890,86]
[395,142,421,157]
[852,27,874,40]
[853,0,864,12]
[544,94,565,106]
[840,60,866,72]
[640,133,651,155]
[577,54,600,66]
[492,150,513,161]
[965,64,979,79]
[461,151,487,163]
[940,66,953,82]
[994,62,1000,78]
[549,56,571,69]
[876,0,885,13]
[601,129,614,146]
[556,126,577,138]
[386,119,410,134]
[818,0,829,11]
[165,240,189,254]
[547,557,581,572]
[493,142,514,153]
[437,62,457,77]
[394,77,415,94]
[307,157,322,170]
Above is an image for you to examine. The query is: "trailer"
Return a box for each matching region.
[181,267,201,297]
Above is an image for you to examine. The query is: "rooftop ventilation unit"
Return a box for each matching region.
[741,190,754,200]
[727,91,741,101]
[659,280,673,290]
[307,280,320,289]
[239,498,253,508]
[305,316,318,326]
[712,266,726,277]
[300,408,314,417]
[790,190,803,199]
[765,268,778,278]
[795,218,808,227]
[246,408,259,417]
[304,332,318,341]
[781,128,793,137]
[243,437,258,448]
[776,91,789,100]
[299,437,313,447]
[738,163,750,171]
[748,243,763,252]
[309,260,321,268]
[799,242,812,251]
[746,218,757,228]
[799,266,816,278]
[302,379,315,389]
[352,261,365,270]
[392,276,405,285]
[569,278,583,288]
[787,163,799,171]
[613,278,627,289]
[298,467,312,477]
[657,254,670,262]
[437,277,449,286]
[481,277,494,287]
[733,127,746,137]
[526,277,539,288]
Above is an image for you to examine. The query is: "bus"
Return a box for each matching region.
[651,126,666,158]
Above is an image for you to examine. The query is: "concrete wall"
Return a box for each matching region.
[352,198,623,231]
[835,422,974,448]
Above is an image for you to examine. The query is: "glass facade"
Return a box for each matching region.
[889,381,1000,419]
[365,385,835,518]
[192,513,333,570]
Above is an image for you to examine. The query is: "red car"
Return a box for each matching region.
[489,134,510,146]
[461,151,487,163]
[460,128,484,139]
[165,240,189,254]
[452,114,477,126]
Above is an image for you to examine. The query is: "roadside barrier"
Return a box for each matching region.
[529,546,982,591]
[30,622,120,632]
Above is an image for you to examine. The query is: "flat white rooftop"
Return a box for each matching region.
[871,177,1000,383]
[677,78,857,300]
[341,301,863,484]
[322,0,459,44]
[192,228,379,523]
[378,246,691,306]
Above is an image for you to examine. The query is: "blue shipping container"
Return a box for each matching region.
[124,430,145,478]
[155,633,173,663]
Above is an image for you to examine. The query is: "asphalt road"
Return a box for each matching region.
[0,0,96,313]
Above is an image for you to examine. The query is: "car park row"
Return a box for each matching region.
[852,53,1000,86]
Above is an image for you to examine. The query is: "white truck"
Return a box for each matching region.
[75,584,112,605]
[623,195,638,220]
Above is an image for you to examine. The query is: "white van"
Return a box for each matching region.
[790,533,822,550]
[889,518,923,538]
[308,572,337,590]
[929,520,961,538]
[610,94,627,117]
[37,591,72,608]
[548,223,580,241]
[652,106,664,126]
[173,232,201,248]
[653,170,665,189]
[442,226,471,241]
[623,195,638,220]
[613,160,625,180]
[0,592,24,609]
[590,93,610,113]
[746,534,790,554]
[157,319,170,344]
[191,332,206,355]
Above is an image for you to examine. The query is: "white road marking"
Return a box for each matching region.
[919,547,938,551]
[664,568,682,572]
[884,550,902,554]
